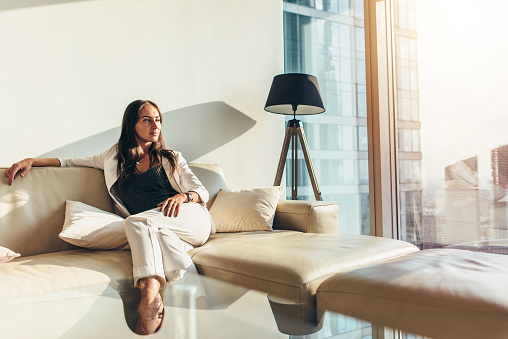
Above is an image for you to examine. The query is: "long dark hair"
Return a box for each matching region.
[116,100,177,188]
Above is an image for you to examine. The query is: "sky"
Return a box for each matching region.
[415,0,508,184]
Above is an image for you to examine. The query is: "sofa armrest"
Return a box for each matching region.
[273,200,339,234]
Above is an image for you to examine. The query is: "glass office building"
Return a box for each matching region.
[283,0,421,241]
[283,0,370,235]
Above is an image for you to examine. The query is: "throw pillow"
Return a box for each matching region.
[209,186,283,232]
[59,200,129,250]
[0,246,20,263]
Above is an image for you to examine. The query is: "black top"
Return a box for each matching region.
[112,165,180,215]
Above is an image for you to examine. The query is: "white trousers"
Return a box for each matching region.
[123,203,211,286]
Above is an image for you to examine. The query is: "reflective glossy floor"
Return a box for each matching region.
[0,273,425,339]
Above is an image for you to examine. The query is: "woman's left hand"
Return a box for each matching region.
[158,193,187,217]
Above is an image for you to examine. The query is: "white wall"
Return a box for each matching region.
[0,0,284,189]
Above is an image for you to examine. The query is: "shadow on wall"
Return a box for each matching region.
[39,101,256,162]
[0,0,95,11]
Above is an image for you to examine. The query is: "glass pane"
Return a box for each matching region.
[394,0,508,253]
[399,129,412,152]
[284,0,354,16]
[412,129,420,152]
[283,1,369,235]
[358,126,368,151]
[353,0,364,19]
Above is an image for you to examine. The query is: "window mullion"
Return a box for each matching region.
[365,0,399,238]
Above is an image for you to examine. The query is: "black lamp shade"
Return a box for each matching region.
[264,73,325,115]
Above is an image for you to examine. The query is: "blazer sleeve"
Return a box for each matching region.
[174,151,209,204]
[58,146,115,170]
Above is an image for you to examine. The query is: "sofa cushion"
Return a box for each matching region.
[273,200,340,234]
[316,249,508,339]
[59,200,129,250]
[210,187,283,232]
[188,231,419,306]
[0,249,133,306]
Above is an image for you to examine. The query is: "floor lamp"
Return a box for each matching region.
[264,73,325,201]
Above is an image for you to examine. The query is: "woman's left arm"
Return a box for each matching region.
[173,152,209,204]
[158,152,208,217]
[157,190,201,217]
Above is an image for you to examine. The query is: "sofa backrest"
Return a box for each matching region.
[0,164,227,257]
[188,163,228,209]
[0,167,114,257]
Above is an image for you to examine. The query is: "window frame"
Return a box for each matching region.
[364,0,399,238]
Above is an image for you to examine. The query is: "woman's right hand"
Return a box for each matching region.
[5,158,34,186]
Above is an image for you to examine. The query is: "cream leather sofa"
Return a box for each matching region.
[0,165,419,321]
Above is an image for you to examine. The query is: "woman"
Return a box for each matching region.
[5,100,212,335]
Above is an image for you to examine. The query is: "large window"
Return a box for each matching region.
[283,0,369,235]
[284,0,508,254]
[390,0,508,253]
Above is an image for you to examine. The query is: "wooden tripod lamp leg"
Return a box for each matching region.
[296,123,323,201]
[274,121,294,186]
[291,125,298,200]
[274,119,323,201]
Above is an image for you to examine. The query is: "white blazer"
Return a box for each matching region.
[58,145,209,218]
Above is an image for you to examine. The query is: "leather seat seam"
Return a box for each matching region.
[195,254,413,286]
[316,290,507,314]
[196,263,308,288]
[195,262,345,287]
[275,211,311,216]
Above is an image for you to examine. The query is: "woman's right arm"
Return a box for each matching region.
[5,158,61,186]
[6,145,116,186]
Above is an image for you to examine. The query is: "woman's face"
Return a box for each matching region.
[134,104,161,146]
